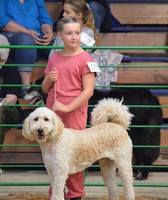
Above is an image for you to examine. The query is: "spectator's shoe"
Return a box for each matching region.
[21,88,30,98]
[22,87,44,105]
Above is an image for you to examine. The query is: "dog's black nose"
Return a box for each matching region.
[37,128,44,134]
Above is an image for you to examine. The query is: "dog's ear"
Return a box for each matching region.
[22,115,36,141]
[50,113,64,141]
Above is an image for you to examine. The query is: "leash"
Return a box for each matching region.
[54,81,57,103]
[51,82,57,111]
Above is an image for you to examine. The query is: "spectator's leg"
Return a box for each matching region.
[0,107,22,170]
[37,39,55,60]
[88,1,105,34]
[0,32,36,94]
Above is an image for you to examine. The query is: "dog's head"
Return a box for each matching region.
[22,107,64,144]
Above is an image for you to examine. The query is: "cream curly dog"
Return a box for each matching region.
[22,98,135,200]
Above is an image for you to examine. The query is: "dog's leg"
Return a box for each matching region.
[115,157,135,200]
[50,171,68,200]
[99,159,118,200]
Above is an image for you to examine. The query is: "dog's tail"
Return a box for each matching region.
[91,98,134,129]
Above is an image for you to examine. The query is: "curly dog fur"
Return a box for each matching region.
[88,88,163,180]
[22,98,135,200]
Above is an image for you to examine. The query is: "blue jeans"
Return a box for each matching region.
[89,1,122,33]
[0,32,54,72]
[89,1,105,33]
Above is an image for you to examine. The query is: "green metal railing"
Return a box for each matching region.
[0,45,168,190]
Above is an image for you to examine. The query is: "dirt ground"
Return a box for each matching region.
[0,193,167,200]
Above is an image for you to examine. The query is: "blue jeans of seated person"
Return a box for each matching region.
[0,32,54,72]
[89,1,122,33]
[89,1,105,34]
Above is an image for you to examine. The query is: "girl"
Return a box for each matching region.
[42,17,98,200]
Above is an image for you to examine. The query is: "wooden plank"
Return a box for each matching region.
[158,96,168,119]
[1,152,43,164]
[2,129,41,153]
[99,33,168,53]
[117,64,168,84]
[111,3,168,25]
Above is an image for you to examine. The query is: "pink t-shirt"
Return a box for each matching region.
[44,51,94,130]
[45,51,94,100]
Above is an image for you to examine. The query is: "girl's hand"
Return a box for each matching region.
[48,70,58,82]
[52,101,70,113]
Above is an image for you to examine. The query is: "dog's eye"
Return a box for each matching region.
[34,117,38,121]
[44,117,49,121]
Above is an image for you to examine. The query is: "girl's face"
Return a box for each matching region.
[63,3,82,22]
[58,22,81,49]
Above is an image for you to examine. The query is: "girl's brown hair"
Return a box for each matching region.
[57,16,80,33]
[64,0,98,45]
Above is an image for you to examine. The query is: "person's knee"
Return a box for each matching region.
[15,33,36,46]
[89,1,105,14]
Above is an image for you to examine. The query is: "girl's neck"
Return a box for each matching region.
[61,46,84,56]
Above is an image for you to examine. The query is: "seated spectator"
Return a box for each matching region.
[0,0,54,96]
[86,0,123,34]
[55,0,122,34]
[0,34,43,173]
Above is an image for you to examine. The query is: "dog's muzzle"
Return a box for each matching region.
[37,127,45,140]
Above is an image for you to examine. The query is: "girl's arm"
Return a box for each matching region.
[53,72,95,112]
[42,70,58,93]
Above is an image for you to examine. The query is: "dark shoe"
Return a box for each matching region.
[70,198,81,200]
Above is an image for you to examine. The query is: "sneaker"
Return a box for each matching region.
[21,87,30,98]
[23,89,41,101]
[0,168,3,174]
[22,87,44,105]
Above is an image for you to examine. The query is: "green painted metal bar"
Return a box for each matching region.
[2,84,168,89]
[2,124,168,129]
[1,103,168,108]
[1,104,44,107]
[0,182,167,187]
[0,144,39,147]
[0,165,44,168]
[1,63,168,68]
[88,165,168,169]
[0,164,167,169]
[0,144,167,148]
[103,65,168,68]
[95,85,168,88]
[1,45,168,50]
[84,183,168,187]
[1,64,46,67]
